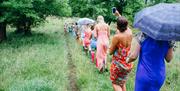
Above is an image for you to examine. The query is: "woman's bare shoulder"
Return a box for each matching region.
[112,34,120,40]
[127,28,133,35]
[114,34,124,41]
[111,35,120,45]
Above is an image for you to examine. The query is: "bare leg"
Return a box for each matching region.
[99,67,104,73]
[112,83,122,91]
[121,84,126,91]
[104,57,107,68]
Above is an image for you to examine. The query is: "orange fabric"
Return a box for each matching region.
[112,44,132,68]
[83,29,92,47]
[109,29,133,85]
[110,43,133,86]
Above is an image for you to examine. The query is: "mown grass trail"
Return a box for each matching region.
[0,17,180,91]
[64,33,79,91]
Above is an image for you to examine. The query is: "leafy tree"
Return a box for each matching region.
[0,0,71,41]
[0,0,9,41]
[123,0,145,24]
[69,0,178,25]
[69,0,145,25]
[69,0,119,24]
[145,0,178,5]
[12,0,71,35]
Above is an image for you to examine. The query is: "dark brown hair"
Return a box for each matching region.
[117,16,128,32]
[91,25,95,30]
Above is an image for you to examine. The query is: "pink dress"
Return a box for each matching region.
[94,23,110,70]
[83,29,92,48]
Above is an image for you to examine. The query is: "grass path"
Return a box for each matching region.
[0,17,180,91]
[64,33,79,91]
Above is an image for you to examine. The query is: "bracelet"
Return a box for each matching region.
[126,56,130,63]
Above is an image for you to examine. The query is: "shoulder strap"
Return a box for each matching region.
[135,32,147,44]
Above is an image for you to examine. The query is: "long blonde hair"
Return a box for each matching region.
[97,15,104,23]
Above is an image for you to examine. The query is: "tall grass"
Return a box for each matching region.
[0,17,68,91]
[0,17,179,91]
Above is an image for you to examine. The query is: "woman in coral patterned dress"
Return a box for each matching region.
[94,15,110,72]
[109,15,133,91]
[83,24,92,54]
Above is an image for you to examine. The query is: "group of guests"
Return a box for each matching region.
[64,22,78,37]
[64,10,174,91]
[80,16,110,72]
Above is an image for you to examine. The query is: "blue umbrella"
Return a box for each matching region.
[77,18,95,25]
[134,3,180,41]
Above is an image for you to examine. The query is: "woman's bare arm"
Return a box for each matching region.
[114,10,121,17]
[94,25,98,39]
[109,36,118,55]
[107,25,110,39]
[127,39,141,63]
[165,48,173,63]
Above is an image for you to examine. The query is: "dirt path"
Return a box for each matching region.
[64,33,79,91]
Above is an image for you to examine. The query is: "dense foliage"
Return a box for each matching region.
[0,0,71,40]
[0,0,179,41]
[69,0,178,24]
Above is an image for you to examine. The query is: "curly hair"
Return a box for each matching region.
[117,16,128,32]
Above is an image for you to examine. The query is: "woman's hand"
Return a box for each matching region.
[165,48,173,63]
[126,39,141,63]
[114,10,121,17]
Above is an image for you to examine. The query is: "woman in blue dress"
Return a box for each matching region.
[127,32,174,91]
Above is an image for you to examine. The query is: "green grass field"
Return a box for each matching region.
[0,17,180,91]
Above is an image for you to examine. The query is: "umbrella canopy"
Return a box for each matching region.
[77,18,95,25]
[134,3,180,41]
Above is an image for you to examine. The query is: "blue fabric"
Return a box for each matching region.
[90,34,97,50]
[90,39,97,49]
[135,37,170,91]
[81,32,85,40]
[77,18,95,25]
[134,3,180,41]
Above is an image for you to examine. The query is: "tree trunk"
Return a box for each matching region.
[24,22,32,36]
[0,22,7,42]
[15,19,32,36]
[107,20,111,25]
[117,0,127,15]
[155,0,161,4]
[145,0,148,4]
[15,24,24,34]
